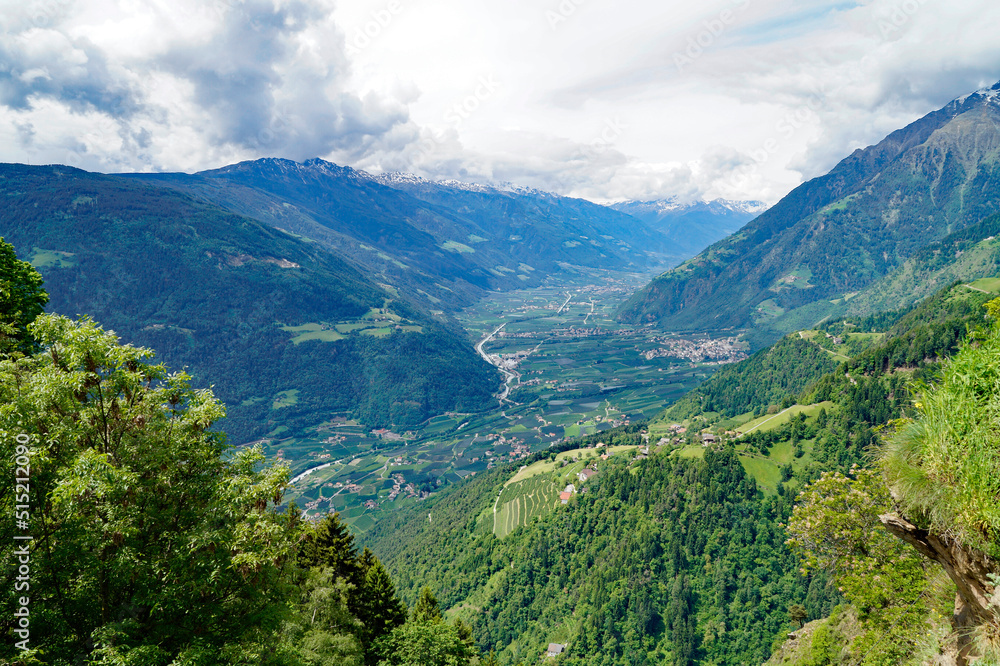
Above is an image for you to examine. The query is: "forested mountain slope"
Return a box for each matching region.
[0,164,498,442]
[618,82,1000,340]
[843,213,1000,315]
[129,158,670,313]
[365,281,1000,665]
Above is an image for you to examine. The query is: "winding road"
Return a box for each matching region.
[476,323,518,402]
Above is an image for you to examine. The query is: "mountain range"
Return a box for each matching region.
[609,198,768,258]
[0,160,755,443]
[618,81,1000,343]
[129,159,675,313]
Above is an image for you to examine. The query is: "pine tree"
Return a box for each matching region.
[357,558,407,646]
[412,586,444,623]
[299,512,364,588]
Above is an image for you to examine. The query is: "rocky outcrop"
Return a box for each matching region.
[880,513,1000,666]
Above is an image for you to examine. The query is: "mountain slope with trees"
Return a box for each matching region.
[618,82,1000,341]
[364,281,1000,665]
[129,158,670,313]
[0,166,498,442]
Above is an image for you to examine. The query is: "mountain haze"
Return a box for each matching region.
[609,198,767,258]
[618,82,1000,340]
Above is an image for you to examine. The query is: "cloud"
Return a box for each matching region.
[1,0,999,204]
[0,0,410,171]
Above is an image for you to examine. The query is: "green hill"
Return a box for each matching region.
[0,163,498,442]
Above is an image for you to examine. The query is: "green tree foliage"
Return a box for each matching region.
[300,513,365,584]
[357,559,409,651]
[294,513,407,660]
[373,585,475,666]
[879,315,1000,556]
[412,587,444,623]
[0,315,299,664]
[375,620,477,666]
[284,570,366,666]
[785,470,932,664]
[0,237,47,355]
[369,448,838,665]
[665,337,838,420]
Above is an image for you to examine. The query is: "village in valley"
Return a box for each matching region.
[271,268,754,530]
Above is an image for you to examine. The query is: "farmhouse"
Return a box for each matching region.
[547,643,566,657]
[577,468,597,482]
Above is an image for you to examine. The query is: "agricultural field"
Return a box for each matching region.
[493,445,638,538]
[967,277,1000,294]
[279,307,419,345]
[269,267,749,531]
[736,401,835,435]
[29,247,77,269]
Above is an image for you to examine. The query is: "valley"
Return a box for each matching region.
[278,266,749,528]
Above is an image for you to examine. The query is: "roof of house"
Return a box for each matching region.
[579,468,597,478]
[559,491,572,501]
[548,643,565,654]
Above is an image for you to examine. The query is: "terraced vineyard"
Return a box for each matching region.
[492,445,638,538]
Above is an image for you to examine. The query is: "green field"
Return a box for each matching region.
[29,247,77,269]
[273,389,300,409]
[737,402,835,434]
[441,240,475,254]
[968,277,1000,293]
[273,266,745,529]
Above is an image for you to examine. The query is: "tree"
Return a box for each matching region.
[877,302,1000,663]
[786,468,931,664]
[374,586,475,666]
[0,314,299,664]
[286,569,366,666]
[0,237,47,356]
[412,586,443,623]
[374,621,476,666]
[788,604,808,628]
[356,558,407,648]
[300,513,364,587]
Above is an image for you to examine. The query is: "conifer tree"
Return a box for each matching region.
[299,512,364,588]
[357,558,407,644]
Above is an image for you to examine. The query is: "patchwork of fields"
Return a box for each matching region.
[268,267,744,530]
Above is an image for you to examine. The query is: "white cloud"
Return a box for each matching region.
[1,0,999,202]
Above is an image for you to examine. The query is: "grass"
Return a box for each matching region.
[737,402,835,434]
[968,277,1000,293]
[441,240,475,254]
[273,389,300,410]
[738,455,781,492]
[754,299,786,321]
[675,445,705,459]
[360,327,393,338]
[280,323,345,344]
[29,247,77,269]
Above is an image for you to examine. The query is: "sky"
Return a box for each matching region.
[2,0,1000,204]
